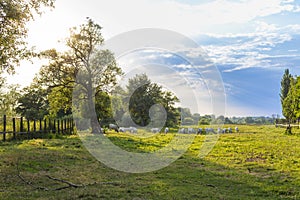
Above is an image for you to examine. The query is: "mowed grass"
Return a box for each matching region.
[0,125,300,199]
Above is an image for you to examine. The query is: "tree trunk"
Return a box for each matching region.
[91,115,102,134]
[87,86,103,134]
[286,119,292,134]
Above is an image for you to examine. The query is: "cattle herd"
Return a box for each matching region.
[108,124,239,134]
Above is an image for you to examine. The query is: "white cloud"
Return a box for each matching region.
[26,0,299,47]
[199,23,300,72]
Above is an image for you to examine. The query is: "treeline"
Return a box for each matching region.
[180,109,278,125]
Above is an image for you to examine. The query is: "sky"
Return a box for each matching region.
[5,0,300,117]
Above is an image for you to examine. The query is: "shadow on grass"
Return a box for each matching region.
[0,136,299,199]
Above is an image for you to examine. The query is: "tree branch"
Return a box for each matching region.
[16,162,120,191]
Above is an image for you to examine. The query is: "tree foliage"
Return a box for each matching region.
[120,74,180,127]
[0,0,55,73]
[198,115,212,125]
[280,69,292,103]
[0,83,21,116]
[282,76,300,134]
[16,85,49,120]
[280,69,296,133]
[47,86,72,118]
[279,69,300,134]
[38,18,122,133]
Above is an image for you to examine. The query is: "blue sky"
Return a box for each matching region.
[6,0,300,117]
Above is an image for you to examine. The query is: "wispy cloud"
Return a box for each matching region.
[199,23,300,72]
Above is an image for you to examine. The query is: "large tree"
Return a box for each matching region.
[126,74,153,126]
[124,74,179,127]
[283,76,300,134]
[38,18,122,133]
[280,69,293,115]
[0,0,55,74]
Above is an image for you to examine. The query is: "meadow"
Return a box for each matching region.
[1,125,300,199]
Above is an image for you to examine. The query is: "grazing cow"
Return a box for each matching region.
[151,128,160,133]
[119,127,126,132]
[119,127,132,133]
[178,128,186,134]
[178,128,196,134]
[205,128,215,134]
[235,126,239,133]
[130,127,138,133]
[187,128,196,134]
[109,124,119,132]
[164,127,169,134]
[197,128,203,134]
[119,127,137,133]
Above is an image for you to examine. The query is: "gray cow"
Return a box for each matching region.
[109,124,119,132]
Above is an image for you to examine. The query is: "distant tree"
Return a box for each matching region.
[213,115,225,124]
[283,76,300,134]
[224,117,233,124]
[198,115,212,125]
[180,108,192,119]
[16,85,49,120]
[120,113,134,127]
[245,117,254,124]
[125,74,179,127]
[111,86,126,124]
[191,113,200,124]
[0,0,55,74]
[280,69,293,118]
[183,117,194,125]
[0,84,21,116]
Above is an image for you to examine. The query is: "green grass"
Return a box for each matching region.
[0,125,300,199]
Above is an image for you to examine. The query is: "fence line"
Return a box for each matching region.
[0,115,75,141]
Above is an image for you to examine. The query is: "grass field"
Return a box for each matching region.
[1,125,300,199]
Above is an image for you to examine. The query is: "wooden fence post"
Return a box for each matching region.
[20,117,23,133]
[27,119,30,139]
[13,118,16,140]
[3,115,6,141]
[33,119,36,134]
[49,119,51,133]
[71,119,74,134]
[53,119,56,133]
[44,119,47,134]
[61,119,63,134]
[39,119,42,133]
[57,120,60,134]
[64,119,67,133]
[67,119,70,134]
